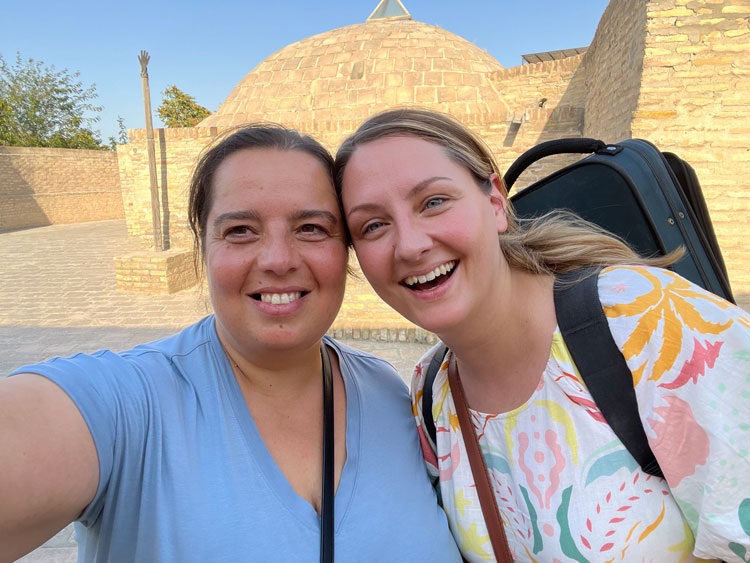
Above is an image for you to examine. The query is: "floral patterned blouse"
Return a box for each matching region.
[413,266,750,562]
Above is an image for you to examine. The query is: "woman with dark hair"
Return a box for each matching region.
[0,123,461,562]
[335,107,750,562]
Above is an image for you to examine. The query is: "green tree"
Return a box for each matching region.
[0,52,105,149]
[157,85,211,127]
[108,116,128,149]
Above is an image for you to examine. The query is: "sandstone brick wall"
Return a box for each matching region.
[582,0,648,143]
[631,0,750,302]
[103,0,750,317]
[488,0,750,308]
[118,127,219,249]
[0,147,122,232]
[482,56,591,189]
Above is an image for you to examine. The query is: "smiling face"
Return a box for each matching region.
[340,135,508,338]
[205,148,347,358]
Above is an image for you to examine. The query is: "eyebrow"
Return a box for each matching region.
[212,210,259,229]
[346,176,451,218]
[294,209,339,225]
[212,209,339,228]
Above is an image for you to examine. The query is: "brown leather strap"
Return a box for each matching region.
[448,354,513,562]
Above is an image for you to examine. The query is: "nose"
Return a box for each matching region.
[394,219,433,262]
[256,232,300,275]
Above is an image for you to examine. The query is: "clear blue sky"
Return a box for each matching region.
[2,0,609,143]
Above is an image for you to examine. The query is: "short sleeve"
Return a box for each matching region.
[599,265,750,561]
[10,351,152,525]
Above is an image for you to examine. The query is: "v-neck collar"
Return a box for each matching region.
[209,319,359,531]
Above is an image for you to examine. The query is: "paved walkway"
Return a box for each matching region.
[1,220,434,562]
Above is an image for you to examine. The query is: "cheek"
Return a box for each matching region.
[323,246,350,287]
[301,240,348,288]
[206,247,246,291]
[352,241,388,279]
[449,207,497,249]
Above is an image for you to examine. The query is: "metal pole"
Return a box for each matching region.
[138,50,164,251]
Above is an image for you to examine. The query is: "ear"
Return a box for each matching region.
[488,173,509,233]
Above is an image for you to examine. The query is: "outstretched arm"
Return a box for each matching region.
[0,373,98,561]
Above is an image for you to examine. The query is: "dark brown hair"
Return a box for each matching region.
[188,123,339,262]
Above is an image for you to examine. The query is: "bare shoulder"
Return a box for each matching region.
[0,373,98,560]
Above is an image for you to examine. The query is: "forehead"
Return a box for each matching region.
[342,136,467,193]
[211,148,336,209]
[354,135,447,162]
[346,136,458,179]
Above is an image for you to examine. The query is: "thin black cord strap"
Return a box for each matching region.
[320,343,335,563]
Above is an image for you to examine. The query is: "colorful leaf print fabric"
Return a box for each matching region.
[412,266,750,562]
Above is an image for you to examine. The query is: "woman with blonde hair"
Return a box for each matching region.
[334,107,750,561]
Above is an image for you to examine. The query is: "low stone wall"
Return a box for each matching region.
[0,146,123,232]
[114,248,198,294]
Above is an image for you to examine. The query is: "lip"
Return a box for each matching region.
[248,287,310,315]
[400,260,457,288]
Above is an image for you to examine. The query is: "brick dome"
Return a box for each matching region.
[198,17,507,131]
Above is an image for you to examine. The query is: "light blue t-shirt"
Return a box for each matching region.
[13,316,461,562]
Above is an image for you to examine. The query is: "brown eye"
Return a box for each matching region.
[298,223,330,241]
[223,225,257,241]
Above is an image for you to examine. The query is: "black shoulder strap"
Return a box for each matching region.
[554,269,664,478]
[422,343,448,447]
[420,271,663,479]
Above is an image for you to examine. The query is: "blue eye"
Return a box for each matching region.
[425,197,445,209]
[363,221,384,234]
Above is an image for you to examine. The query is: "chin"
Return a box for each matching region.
[411,304,466,337]
[402,313,446,338]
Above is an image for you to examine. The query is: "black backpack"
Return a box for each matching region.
[421,138,735,479]
[506,138,733,303]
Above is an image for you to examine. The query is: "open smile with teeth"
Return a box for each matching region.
[403,261,456,289]
[254,292,303,305]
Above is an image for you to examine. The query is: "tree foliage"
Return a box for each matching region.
[0,52,105,149]
[157,85,211,127]
[108,116,128,150]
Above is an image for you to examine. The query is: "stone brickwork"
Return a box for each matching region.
[582,0,648,143]
[0,146,122,232]
[631,0,750,297]
[6,0,749,325]
[476,56,591,189]
[114,0,750,321]
[198,19,507,132]
[117,127,218,249]
[113,248,198,294]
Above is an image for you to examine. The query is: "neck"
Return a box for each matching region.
[219,334,325,400]
[441,269,556,412]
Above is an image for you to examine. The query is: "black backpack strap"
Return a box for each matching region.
[554,269,664,479]
[422,343,448,449]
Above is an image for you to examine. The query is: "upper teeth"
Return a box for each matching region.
[260,292,301,304]
[404,261,455,286]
